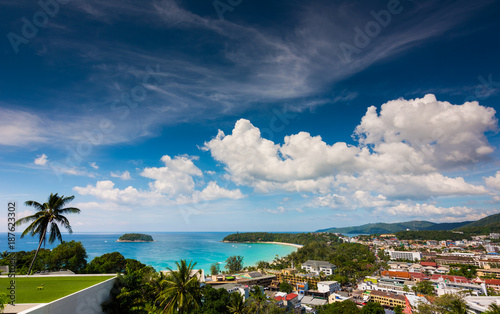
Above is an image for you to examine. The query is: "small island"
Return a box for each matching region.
[117,233,154,242]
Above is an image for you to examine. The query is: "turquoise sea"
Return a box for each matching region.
[1,232,298,273]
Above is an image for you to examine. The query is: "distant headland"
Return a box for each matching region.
[117,233,154,242]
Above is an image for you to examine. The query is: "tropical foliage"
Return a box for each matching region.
[223,232,340,245]
[0,241,87,275]
[156,260,202,313]
[317,300,360,313]
[118,233,154,242]
[415,293,468,314]
[16,193,81,275]
[225,256,244,274]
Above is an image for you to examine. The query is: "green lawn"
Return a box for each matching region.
[0,276,115,303]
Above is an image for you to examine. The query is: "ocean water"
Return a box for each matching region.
[0,232,298,273]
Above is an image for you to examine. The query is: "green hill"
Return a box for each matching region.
[317,220,471,235]
[316,221,435,234]
[459,212,500,229]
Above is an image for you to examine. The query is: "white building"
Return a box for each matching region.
[387,250,421,261]
[301,260,336,275]
[317,281,341,294]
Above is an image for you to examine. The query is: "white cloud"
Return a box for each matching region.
[141,155,203,196]
[335,171,487,199]
[485,171,500,190]
[383,203,477,218]
[204,95,494,200]
[73,180,164,205]
[89,162,99,169]
[192,181,244,202]
[267,206,286,214]
[204,118,357,193]
[0,108,47,146]
[355,94,497,170]
[73,201,131,212]
[74,155,246,210]
[111,170,132,180]
[34,154,49,166]
[313,194,348,209]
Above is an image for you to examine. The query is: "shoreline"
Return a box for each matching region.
[222,240,303,249]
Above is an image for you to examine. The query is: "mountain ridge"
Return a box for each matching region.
[316,220,473,234]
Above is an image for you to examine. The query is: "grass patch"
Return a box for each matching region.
[0,276,115,303]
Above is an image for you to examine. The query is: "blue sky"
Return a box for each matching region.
[1,0,500,232]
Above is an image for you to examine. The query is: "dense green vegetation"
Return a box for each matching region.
[395,230,472,241]
[118,233,154,242]
[0,276,114,303]
[223,232,340,245]
[0,241,87,274]
[225,255,244,273]
[459,212,500,229]
[289,241,377,284]
[224,232,376,284]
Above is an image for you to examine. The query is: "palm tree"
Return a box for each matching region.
[157,260,201,313]
[16,193,80,275]
[227,292,248,314]
[249,286,266,314]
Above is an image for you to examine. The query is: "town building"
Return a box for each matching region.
[317,281,340,294]
[301,260,336,276]
[369,290,406,308]
[387,251,421,261]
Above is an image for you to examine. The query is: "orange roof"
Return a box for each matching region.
[486,279,500,285]
[420,261,437,267]
[381,270,411,279]
[274,293,298,301]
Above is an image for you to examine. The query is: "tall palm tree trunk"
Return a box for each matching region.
[27,229,46,275]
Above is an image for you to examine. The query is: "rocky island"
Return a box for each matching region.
[117,233,154,242]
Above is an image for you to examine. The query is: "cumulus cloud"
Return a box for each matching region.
[355,94,497,170]
[111,170,132,180]
[192,181,244,202]
[313,194,348,209]
[89,162,99,169]
[485,171,500,190]
[203,95,493,202]
[74,154,246,209]
[383,203,477,218]
[74,180,164,205]
[204,118,358,192]
[141,155,203,196]
[34,154,49,166]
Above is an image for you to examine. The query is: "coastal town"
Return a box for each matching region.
[199,231,500,313]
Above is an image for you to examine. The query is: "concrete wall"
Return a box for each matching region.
[19,276,117,314]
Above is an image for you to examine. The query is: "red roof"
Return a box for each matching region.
[409,272,429,280]
[486,279,500,286]
[420,261,437,267]
[431,274,470,283]
[274,293,298,301]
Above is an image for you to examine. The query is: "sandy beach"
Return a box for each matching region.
[223,240,303,249]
